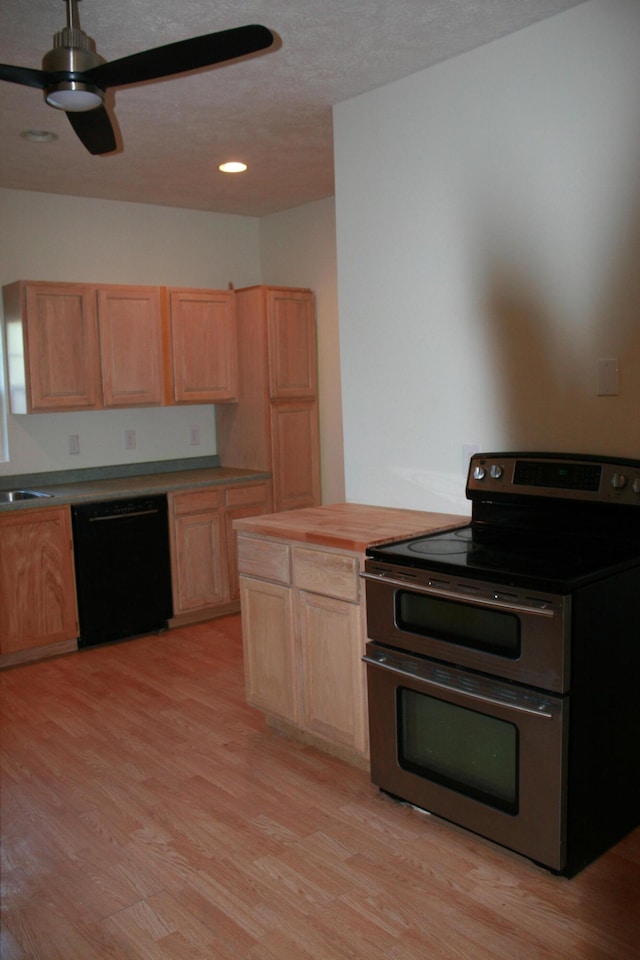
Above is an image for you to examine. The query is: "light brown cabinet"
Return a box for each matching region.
[0,506,79,667]
[240,576,298,721]
[169,487,228,618]
[3,281,101,413]
[223,481,273,602]
[98,285,165,407]
[216,286,321,511]
[168,288,237,403]
[3,281,164,412]
[3,281,238,413]
[270,400,321,512]
[237,532,369,766]
[169,479,271,626]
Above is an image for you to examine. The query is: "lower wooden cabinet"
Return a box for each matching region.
[169,488,227,617]
[169,480,271,626]
[237,533,369,766]
[0,506,79,667]
[223,482,273,602]
[239,577,298,720]
[298,589,367,755]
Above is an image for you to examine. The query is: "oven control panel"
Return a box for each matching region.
[467,452,640,505]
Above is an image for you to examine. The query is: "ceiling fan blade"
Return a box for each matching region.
[66,104,117,155]
[83,24,274,90]
[0,63,49,90]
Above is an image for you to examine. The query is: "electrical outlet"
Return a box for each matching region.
[189,425,201,446]
[125,429,136,450]
[69,434,80,455]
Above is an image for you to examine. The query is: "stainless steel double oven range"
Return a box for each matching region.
[363,452,640,876]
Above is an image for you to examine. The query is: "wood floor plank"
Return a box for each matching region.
[1,615,639,959]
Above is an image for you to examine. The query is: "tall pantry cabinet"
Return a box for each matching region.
[216,286,321,512]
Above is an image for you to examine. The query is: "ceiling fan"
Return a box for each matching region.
[0,0,275,155]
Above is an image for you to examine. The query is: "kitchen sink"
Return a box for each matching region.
[0,490,54,503]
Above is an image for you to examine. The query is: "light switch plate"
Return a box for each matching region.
[596,358,619,396]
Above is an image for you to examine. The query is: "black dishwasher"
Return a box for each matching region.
[71,495,173,648]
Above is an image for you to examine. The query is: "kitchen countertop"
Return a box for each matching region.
[0,466,271,512]
[234,502,469,553]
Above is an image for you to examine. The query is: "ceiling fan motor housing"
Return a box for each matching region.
[42,26,105,111]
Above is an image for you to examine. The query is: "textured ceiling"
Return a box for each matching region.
[0,0,586,217]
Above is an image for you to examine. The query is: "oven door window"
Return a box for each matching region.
[398,687,519,814]
[397,591,521,659]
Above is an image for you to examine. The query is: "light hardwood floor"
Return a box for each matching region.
[1,616,638,959]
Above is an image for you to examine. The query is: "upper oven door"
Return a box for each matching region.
[363,563,571,693]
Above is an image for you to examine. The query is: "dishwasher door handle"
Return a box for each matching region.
[89,508,160,522]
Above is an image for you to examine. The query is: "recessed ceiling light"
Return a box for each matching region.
[218,161,247,173]
[21,129,58,143]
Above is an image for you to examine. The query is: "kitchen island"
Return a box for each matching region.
[234,503,468,768]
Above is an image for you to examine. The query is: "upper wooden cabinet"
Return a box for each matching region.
[266,288,317,399]
[216,286,321,511]
[98,285,165,408]
[168,288,237,403]
[3,281,164,413]
[3,281,101,413]
[2,281,240,413]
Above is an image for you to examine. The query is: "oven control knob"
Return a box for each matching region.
[633,478,640,495]
[473,465,486,480]
[611,472,627,490]
[490,464,503,480]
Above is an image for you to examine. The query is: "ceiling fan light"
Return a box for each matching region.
[218,161,248,173]
[45,83,104,112]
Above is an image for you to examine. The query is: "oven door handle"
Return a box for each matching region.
[362,655,555,719]
[361,572,555,618]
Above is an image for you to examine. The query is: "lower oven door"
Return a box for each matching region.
[364,642,568,872]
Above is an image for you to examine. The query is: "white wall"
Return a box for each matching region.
[260,198,344,502]
[334,0,640,514]
[0,189,262,477]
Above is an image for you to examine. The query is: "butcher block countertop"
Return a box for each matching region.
[234,502,470,554]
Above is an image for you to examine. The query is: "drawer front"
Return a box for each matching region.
[225,482,269,509]
[293,546,360,602]
[237,535,291,584]
[171,488,220,515]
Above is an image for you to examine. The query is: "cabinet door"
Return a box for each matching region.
[98,286,165,407]
[298,590,368,756]
[0,507,78,654]
[266,289,317,399]
[170,289,237,403]
[22,283,101,412]
[270,400,321,511]
[239,576,298,722]
[223,482,272,602]
[170,490,227,614]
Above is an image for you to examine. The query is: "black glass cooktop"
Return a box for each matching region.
[367,523,640,592]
